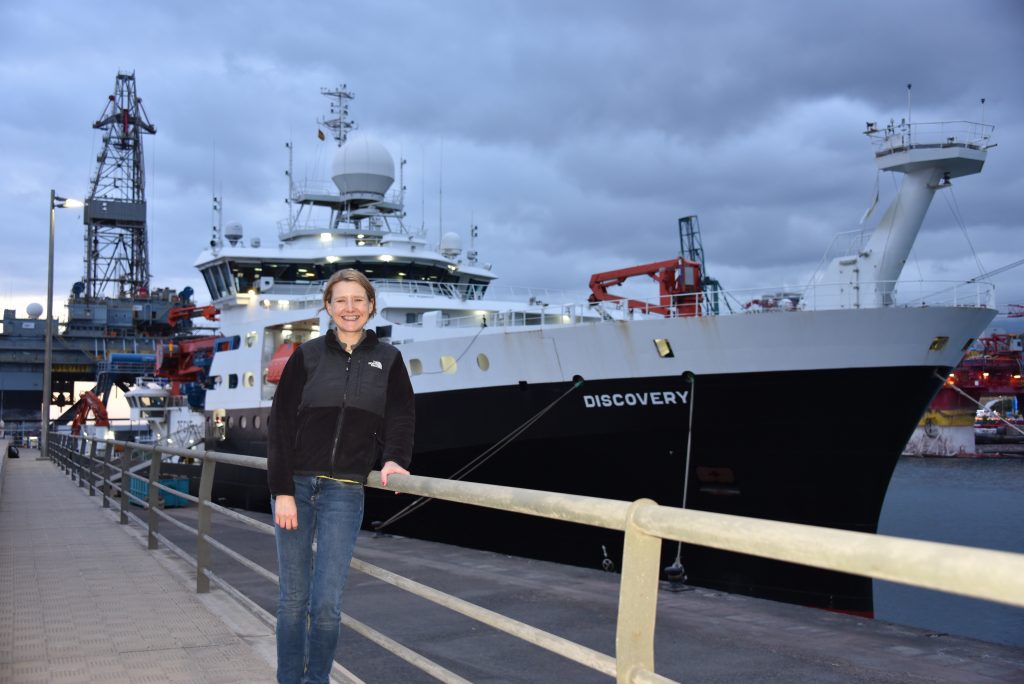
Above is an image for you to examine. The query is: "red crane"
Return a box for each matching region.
[70,391,111,435]
[588,257,703,317]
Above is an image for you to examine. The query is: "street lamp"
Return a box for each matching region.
[41,190,83,460]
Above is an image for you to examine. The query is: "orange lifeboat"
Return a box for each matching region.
[266,342,300,384]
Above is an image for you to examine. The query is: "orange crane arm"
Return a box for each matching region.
[588,257,703,317]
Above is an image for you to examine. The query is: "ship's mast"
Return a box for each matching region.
[317,84,356,147]
[816,117,993,309]
[83,71,156,300]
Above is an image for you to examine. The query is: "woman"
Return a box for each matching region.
[267,268,415,684]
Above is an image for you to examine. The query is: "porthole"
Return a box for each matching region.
[239,415,248,429]
[245,331,257,347]
[440,355,457,374]
[243,371,255,388]
[226,415,233,429]
[228,374,239,389]
[476,353,490,371]
[253,415,262,430]
[409,358,423,376]
[654,339,674,358]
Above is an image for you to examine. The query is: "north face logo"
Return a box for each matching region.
[368,360,383,370]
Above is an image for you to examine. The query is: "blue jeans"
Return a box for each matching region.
[273,476,364,684]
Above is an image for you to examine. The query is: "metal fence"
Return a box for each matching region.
[47,432,1024,684]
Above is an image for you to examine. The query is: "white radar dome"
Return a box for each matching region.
[26,303,44,319]
[440,231,462,259]
[331,136,395,200]
[224,222,244,246]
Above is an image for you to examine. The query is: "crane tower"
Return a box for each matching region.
[83,72,156,300]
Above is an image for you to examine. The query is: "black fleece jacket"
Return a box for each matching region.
[267,330,415,497]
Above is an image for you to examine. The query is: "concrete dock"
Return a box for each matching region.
[2,449,1023,683]
[0,450,276,683]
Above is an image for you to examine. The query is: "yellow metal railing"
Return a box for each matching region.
[46,432,1024,684]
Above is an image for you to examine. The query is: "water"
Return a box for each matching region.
[875,455,1024,647]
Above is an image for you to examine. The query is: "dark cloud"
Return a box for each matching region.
[1,0,1021,317]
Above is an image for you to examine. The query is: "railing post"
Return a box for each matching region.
[76,437,87,487]
[119,448,131,525]
[196,457,217,594]
[101,441,113,509]
[66,435,74,471]
[68,435,75,472]
[615,499,662,684]
[147,450,162,550]
[87,439,98,496]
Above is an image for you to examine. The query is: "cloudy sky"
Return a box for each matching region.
[2,0,1022,323]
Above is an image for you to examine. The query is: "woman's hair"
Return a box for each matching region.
[322,268,376,318]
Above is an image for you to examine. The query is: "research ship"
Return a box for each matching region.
[195,86,996,613]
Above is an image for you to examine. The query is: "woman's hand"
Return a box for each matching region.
[380,460,409,488]
[274,495,298,530]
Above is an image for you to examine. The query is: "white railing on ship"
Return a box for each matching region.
[865,120,995,155]
[378,278,994,316]
[434,279,995,329]
[250,277,995,330]
[256,278,591,306]
[43,433,1024,684]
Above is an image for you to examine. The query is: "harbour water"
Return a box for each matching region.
[875,455,1024,647]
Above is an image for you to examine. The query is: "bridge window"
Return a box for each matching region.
[228,374,239,389]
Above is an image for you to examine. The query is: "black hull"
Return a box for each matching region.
[208,365,947,615]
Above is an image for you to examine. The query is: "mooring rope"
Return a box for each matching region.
[372,378,585,531]
[668,372,696,581]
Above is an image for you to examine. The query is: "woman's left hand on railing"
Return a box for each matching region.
[380,460,409,491]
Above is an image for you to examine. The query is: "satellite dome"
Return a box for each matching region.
[440,231,462,259]
[224,222,244,246]
[331,136,395,200]
[26,303,43,319]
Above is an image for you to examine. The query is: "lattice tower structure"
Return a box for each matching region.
[83,71,157,300]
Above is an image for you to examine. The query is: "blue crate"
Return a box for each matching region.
[129,476,190,507]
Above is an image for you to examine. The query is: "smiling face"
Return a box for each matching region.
[327,280,373,344]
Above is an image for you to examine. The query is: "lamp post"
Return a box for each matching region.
[41,190,83,460]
